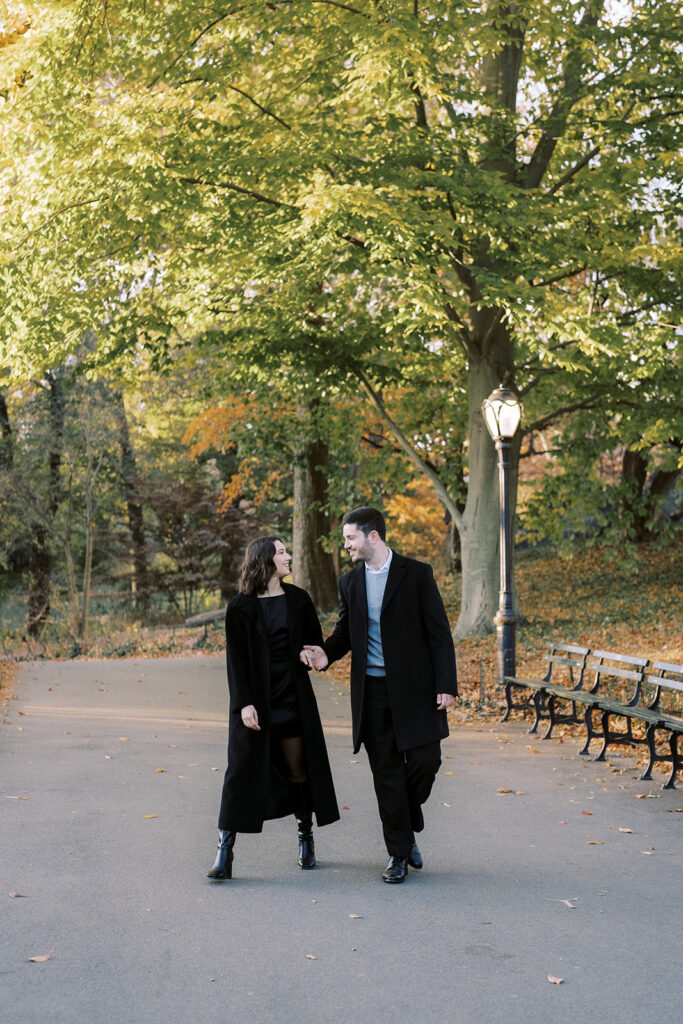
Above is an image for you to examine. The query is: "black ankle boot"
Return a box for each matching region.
[296,815,316,869]
[291,780,316,869]
[207,830,236,879]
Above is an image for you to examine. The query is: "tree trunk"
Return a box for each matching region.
[621,449,649,541]
[113,389,151,614]
[27,372,65,636]
[454,342,521,640]
[454,360,502,638]
[292,416,339,612]
[0,390,13,470]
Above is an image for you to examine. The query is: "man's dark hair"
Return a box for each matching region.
[342,506,386,541]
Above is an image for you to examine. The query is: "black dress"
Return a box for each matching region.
[259,594,302,739]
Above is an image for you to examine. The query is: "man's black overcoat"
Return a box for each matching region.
[218,583,339,833]
[323,552,458,754]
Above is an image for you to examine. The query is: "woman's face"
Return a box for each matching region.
[272,540,292,580]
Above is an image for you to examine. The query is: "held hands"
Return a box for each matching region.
[241,704,260,730]
[436,693,456,711]
[299,645,329,671]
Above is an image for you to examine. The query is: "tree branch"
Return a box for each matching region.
[522,1,605,190]
[530,265,587,288]
[546,147,600,195]
[355,369,463,528]
[148,12,237,89]
[173,173,293,209]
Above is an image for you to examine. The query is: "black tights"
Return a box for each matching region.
[279,735,307,784]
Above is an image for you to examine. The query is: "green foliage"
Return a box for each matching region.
[1,1,681,634]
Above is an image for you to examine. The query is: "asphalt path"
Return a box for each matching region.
[2,656,681,1024]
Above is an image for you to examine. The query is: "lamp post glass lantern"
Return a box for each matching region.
[481,386,522,685]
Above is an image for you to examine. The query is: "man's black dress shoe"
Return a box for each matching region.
[407,841,423,870]
[382,855,408,884]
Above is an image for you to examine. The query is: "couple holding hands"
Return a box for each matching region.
[208,506,458,885]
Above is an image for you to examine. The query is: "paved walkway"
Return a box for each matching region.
[2,657,681,1024]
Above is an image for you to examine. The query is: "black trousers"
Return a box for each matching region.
[362,676,442,858]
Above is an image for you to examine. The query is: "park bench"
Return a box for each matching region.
[598,660,683,789]
[504,646,683,788]
[184,608,226,643]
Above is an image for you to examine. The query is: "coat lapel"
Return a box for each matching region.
[381,552,406,613]
[283,584,298,653]
[242,593,268,642]
[347,564,368,623]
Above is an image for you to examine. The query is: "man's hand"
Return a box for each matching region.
[436,693,455,710]
[300,645,329,671]
[240,704,260,730]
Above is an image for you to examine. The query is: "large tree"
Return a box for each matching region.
[1,1,679,635]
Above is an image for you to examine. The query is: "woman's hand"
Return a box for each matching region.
[240,704,260,730]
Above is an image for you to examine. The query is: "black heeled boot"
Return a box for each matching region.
[207,830,236,879]
[292,781,316,869]
[296,814,316,869]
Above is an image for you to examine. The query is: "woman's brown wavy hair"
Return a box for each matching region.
[239,536,282,596]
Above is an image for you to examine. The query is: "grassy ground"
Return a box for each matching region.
[2,540,681,721]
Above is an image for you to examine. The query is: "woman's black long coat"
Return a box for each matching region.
[218,583,340,833]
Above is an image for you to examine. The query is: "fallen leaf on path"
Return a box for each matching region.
[305,954,317,960]
[9,892,27,898]
[618,827,633,834]
[143,814,157,819]
[634,794,658,799]
[497,788,513,793]
[119,737,129,742]
[558,820,567,824]
[581,811,592,815]
[641,851,654,855]
[586,840,604,845]
[349,760,359,764]
[547,975,564,985]
[25,950,53,963]
[526,747,541,754]
[4,795,28,800]
[444,771,454,775]
[349,914,362,919]
[667,808,683,813]
[155,768,165,773]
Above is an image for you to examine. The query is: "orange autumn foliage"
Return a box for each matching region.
[183,400,252,457]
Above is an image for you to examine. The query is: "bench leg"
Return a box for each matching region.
[542,693,556,740]
[501,682,513,723]
[662,731,681,790]
[640,723,658,781]
[594,709,610,762]
[579,704,600,756]
[530,690,545,735]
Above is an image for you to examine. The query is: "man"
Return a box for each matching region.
[301,507,457,884]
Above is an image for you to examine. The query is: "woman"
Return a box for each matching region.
[208,537,339,880]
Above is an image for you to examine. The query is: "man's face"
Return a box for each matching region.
[343,524,374,562]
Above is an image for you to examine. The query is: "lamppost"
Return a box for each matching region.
[481,385,522,684]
